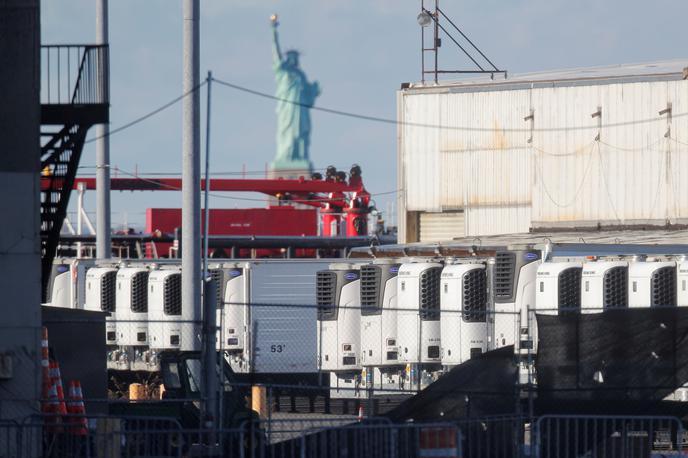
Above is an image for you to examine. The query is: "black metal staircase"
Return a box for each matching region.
[40,45,109,299]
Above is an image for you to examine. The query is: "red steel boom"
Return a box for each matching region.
[42,165,372,236]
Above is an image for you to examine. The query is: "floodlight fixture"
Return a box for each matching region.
[417,11,433,27]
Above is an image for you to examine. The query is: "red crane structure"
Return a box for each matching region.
[41,164,373,238]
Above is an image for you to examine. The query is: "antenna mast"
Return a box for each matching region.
[419,0,507,83]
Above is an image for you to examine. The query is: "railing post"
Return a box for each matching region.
[677,417,685,454]
[239,427,246,458]
[389,424,398,458]
[532,417,540,458]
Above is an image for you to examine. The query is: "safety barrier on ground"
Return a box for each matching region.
[1,414,516,458]
[2,413,686,457]
[533,414,686,458]
[238,415,524,458]
[11,415,185,458]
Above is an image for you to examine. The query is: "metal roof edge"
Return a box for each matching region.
[400,72,686,95]
[399,59,688,95]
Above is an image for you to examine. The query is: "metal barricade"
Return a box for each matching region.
[14,414,183,458]
[455,415,525,458]
[240,416,390,458]
[534,414,686,458]
[238,417,523,458]
[0,420,24,458]
[19,413,688,457]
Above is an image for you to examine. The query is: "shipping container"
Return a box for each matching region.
[145,206,318,257]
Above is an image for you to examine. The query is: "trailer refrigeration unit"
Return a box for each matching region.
[626,258,683,401]
[670,258,688,401]
[212,263,247,369]
[43,258,96,309]
[113,266,151,371]
[84,266,118,348]
[359,260,403,394]
[493,250,540,351]
[678,259,688,307]
[396,261,443,391]
[317,263,364,399]
[628,260,677,308]
[147,266,183,367]
[531,261,583,370]
[534,262,583,316]
[440,263,488,369]
[628,261,677,308]
[491,250,541,388]
[581,260,629,313]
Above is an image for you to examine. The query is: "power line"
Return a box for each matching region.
[77,135,681,177]
[211,76,688,133]
[73,73,688,146]
[83,81,207,144]
[75,72,688,149]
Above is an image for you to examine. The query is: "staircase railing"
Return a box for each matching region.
[41,44,109,106]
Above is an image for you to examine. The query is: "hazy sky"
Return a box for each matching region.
[42,0,688,230]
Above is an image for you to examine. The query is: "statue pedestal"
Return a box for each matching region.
[267,160,314,208]
[268,159,313,180]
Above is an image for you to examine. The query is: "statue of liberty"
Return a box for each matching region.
[270,15,320,171]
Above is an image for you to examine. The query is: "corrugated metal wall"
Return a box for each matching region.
[528,80,688,225]
[399,77,688,239]
[403,93,442,212]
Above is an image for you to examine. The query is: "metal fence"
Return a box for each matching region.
[238,414,523,458]
[0,414,522,458]
[533,415,686,458]
[3,413,688,457]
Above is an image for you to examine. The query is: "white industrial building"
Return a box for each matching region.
[397,60,688,243]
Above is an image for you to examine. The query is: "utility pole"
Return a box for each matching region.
[202,277,219,428]
[96,0,111,259]
[201,71,219,429]
[182,0,201,352]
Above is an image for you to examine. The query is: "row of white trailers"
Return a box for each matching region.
[44,250,688,399]
[44,258,337,372]
[316,251,688,398]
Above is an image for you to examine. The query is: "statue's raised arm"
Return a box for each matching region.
[270,14,283,66]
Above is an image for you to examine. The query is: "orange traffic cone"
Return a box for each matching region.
[40,328,50,411]
[357,405,364,422]
[48,361,67,416]
[45,381,63,433]
[67,380,87,436]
